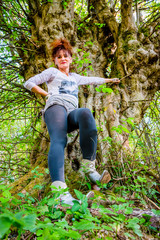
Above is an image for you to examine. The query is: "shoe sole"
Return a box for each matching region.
[100,170,111,184]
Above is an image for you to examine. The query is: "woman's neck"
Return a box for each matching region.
[59,67,69,76]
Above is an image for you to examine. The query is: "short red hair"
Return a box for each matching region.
[50,38,73,59]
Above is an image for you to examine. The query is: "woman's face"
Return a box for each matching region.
[54,50,72,70]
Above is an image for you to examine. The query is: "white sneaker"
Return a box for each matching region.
[51,181,79,206]
[60,191,78,205]
[81,159,111,184]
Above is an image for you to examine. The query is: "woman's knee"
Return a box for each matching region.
[50,136,67,148]
[50,128,67,146]
[79,108,97,130]
[79,108,93,120]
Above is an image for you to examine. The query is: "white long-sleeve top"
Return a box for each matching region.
[24,67,106,112]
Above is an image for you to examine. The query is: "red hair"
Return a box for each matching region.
[50,38,73,59]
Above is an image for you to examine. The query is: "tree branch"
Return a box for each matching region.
[26,0,41,14]
[15,0,29,18]
[120,0,137,32]
[58,205,160,228]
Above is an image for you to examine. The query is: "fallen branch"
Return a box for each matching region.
[144,195,160,210]
[57,205,160,229]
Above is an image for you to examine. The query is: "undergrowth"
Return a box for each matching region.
[0,174,160,240]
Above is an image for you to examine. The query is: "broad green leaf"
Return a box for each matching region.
[95,87,101,92]
[115,197,126,202]
[72,202,81,212]
[127,217,139,225]
[74,189,84,200]
[100,208,116,215]
[0,197,10,203]
[47,198,58,206]
[121,126,130,133]
[17,193,25,198]
[101,225,113,231]
[2,190,11,198]
[152,209,160,216]
[52,210,62,219]
[137,176,147,183]
[73,219,99,230]
[37,205,49,214]
[81,199,88,211]
[54,219,70,228]
[0,216,12,238]
[124,207,133,214]
[102,87,113,93]
[134,228,143,237]
[62,229,81,239]
[23,214,37,231]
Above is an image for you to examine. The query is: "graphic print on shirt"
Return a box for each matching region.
[58,80,78,98]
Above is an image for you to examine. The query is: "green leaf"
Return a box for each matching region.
[36,229,43,236]
[17,193,25,198]
[81,199,88,211]
[47,198,58,206]
[86,182,91,190]
[40,228,52,240]
[72,202,81,212]
[126,217,143,236]
[23,214,37,231]
[102,87,113,93]
[0,185,7,190]
[14,211,24,220]
[134,228,143,237]
[52,211,62,219]
[73,219,99,230]
[95,87,101,92]
[124,207,133,214]
[37,205,49,214]
[0,216,12,238]
[121,126,130,133]
[126,217,139,226]
[74,189,84,201]
[62,229,81,239]
[33,184,43,190]
[152,209,160,216]
[0,197,10,203]
[100,208,116,215]
[126,118,134,126]
[116,197,126,202]
[54,219,70,228]
[2,190,11,198]
[137,176,147,183]
[101,225,113,231]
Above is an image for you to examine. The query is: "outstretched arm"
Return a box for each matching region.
[73,73,120,85]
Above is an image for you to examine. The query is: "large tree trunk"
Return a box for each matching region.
[10,0,160,196]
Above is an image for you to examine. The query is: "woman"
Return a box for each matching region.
[24,39,120,205]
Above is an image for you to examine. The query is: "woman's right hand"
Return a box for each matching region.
[45,93,51,102]
[111,78,120,84]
